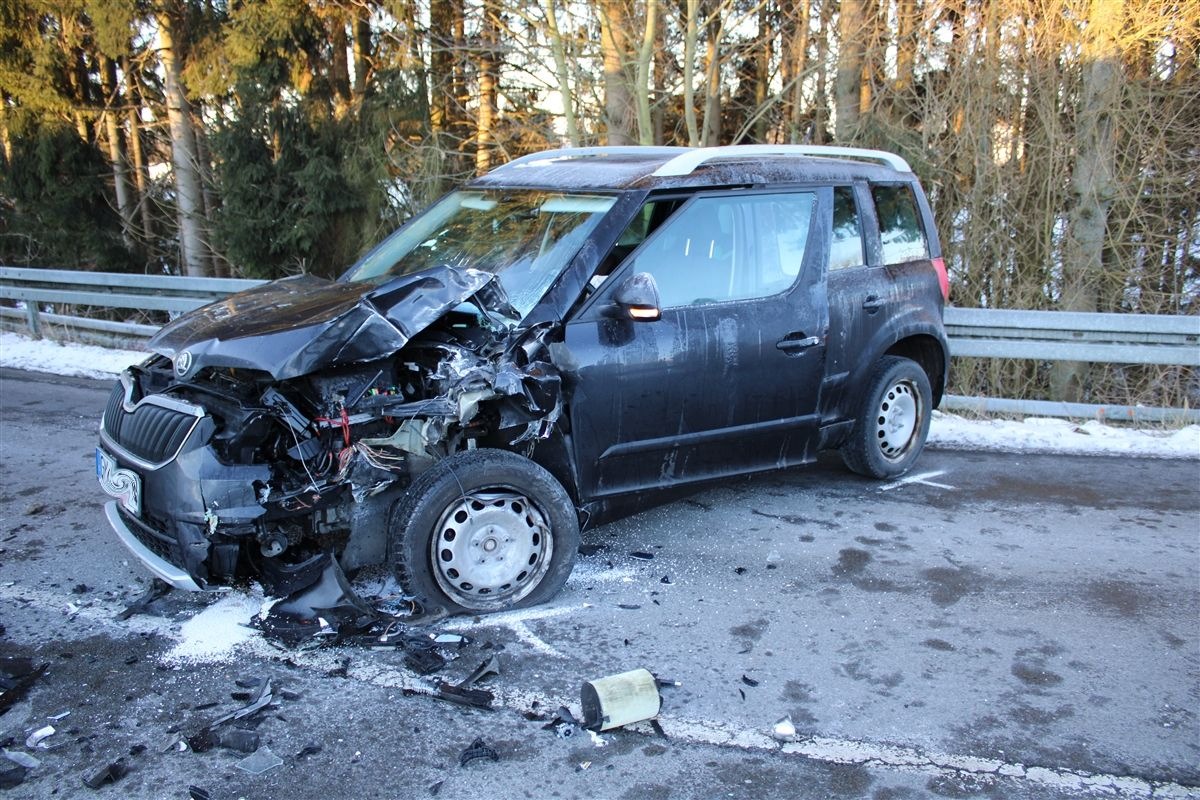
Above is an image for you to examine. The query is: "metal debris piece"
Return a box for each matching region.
[741,674,760,688]
[25,725,55,749]
[458,738,498,767]
[82,757,128,789]
[207,679,274,728]
[772,715,797,741]
[116,579,172,620]
[235,746,284,775]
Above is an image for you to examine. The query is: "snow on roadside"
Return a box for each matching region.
[0,331,145,379]
[2,331,1197,460]
[928,411,1199,460]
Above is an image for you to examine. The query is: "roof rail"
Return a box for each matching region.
[651,145,912,177]
[495,146,688,172]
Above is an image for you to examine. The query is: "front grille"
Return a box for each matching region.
[120,507,183,567]
[102,381,205,467]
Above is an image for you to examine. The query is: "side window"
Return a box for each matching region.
[830,186,865,270]
[871,184,928,264]
[626,193,815,308]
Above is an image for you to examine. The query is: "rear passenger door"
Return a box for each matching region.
[563,188,832,499]
[823,182,931,417]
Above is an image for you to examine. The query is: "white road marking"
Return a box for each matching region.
[879,470,956,492]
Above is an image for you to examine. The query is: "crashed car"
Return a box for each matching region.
[97,144,950,616]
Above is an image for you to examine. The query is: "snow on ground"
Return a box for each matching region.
[3,331,1197,461]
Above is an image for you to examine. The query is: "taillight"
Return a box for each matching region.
[931,257,949,301]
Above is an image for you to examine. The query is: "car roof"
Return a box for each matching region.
[469,145,915,193]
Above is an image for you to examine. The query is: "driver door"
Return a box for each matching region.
[562,188,831,500]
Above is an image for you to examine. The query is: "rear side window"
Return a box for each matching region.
[830,187,864,270]
[871,184,928,264]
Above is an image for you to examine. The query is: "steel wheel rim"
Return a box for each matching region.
[874,379,921,461]
[430,489,553,608]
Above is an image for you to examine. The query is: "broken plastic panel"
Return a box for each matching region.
[580,668,662,732]
[235,746,284,776]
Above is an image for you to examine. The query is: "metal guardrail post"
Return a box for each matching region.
[24,303,42,340]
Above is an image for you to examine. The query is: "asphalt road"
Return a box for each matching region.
[1,367,1197,800]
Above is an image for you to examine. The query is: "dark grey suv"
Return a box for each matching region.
[97,145,949,617]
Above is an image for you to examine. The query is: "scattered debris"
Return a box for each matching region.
[326,658,351,678]
[629,551,655,561]
[655,677,681,690]
[254,555,381,647]
[82,757,128,789]
[734,567,747,575]
[577,544,604,556]
[71,584,90,594]
[116,579,173,620]
[650,719,668,740]
[577,761,592,771]
[188,787,212,800]
[660,575,673,584]
[581,669,662,732]
[25,725,55,749]
[433,634,466,645]
[47,710,70,721]
[587,730,607,748]
[772,715,797,741]
[741,674,759,688]
[458,738,498,767]
[235,746,284,775]
[207,678,274,728]
[542,706,579,738]
[404,648,446,676]
[617,603,641,610]
[429,779,445,795]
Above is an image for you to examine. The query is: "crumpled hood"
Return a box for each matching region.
[150,267,501,381]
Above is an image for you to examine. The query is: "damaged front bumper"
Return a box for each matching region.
[104,502,202,591]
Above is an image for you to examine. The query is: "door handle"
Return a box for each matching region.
[776,334,821,352]
[862,295,885,311]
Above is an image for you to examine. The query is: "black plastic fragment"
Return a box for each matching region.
[741,674,759,687]
[630,551,655,560]
[295,743,322,760]
[458,655,500,687]
[660,575,673,584]
[577,544,603,556]
[0,765,26,790]
[404,648,446,676]
[617,604,641,610]
[650,719,668,740]
[82,757,128,789]
[116,579,172,620]
[429,779,445,795]
[734,567,747,575]
[458,738,498,767]
[216,728,261,754]
[436,682,493,710]
[0,658,47,715]
[326,658,351,678]
[255,555,381,648]
[188,787,211,800]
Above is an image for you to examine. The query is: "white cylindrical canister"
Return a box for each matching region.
[580,668,662,731]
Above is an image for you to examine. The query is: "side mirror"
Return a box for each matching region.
[610,272,662,322]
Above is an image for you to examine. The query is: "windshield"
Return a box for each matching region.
[345,190,616,317]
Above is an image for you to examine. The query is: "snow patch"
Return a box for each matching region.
[929,411,1200,460]
[0,332,145,379]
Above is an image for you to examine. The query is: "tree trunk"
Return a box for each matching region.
[157,5,211,277]
[1052,0,1125,401]
[634,0,658,145]
[781,0,809,143]
[99,55,137,250]
[353,10,372,99]
[683,0,701,146]
[894,0,917,92]
[599,0,636,145]
[123,58,154,244]
[834,0,865,140]
[812,0,831,143]
[702,12,722,146]
[475,0,499,173]
[542,0,580,145]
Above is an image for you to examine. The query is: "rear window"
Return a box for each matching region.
[871,184,928,265]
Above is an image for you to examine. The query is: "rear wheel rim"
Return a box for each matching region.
[874,378,922,461]
[430,490,553,609]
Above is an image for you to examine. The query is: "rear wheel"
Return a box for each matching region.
[388,448,579,614]
[841,356,932,479]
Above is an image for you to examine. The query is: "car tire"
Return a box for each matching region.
[388,448,579,615]
[841,356,932,479]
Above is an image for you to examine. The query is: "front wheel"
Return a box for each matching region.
[841,356,932,479]
[388,448,579,615]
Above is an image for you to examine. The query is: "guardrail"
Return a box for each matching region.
[2,267,1198,422]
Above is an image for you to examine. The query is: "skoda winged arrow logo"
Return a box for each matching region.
[174,351,193,378]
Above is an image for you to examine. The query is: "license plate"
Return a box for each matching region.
[97,448,142,517]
